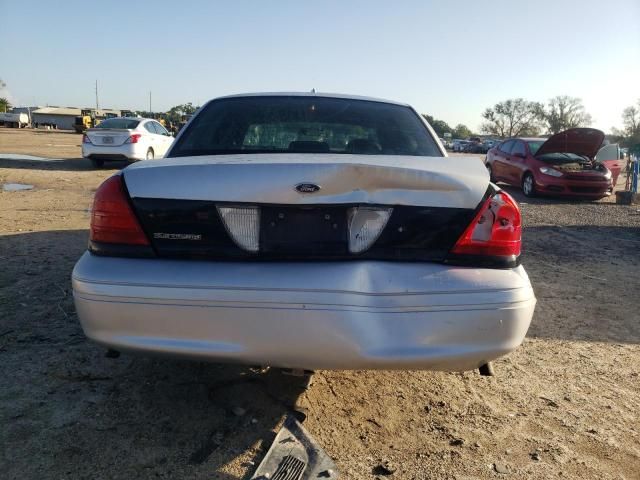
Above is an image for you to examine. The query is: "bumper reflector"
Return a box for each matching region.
[347,207,392,253]
[218,206,260,252]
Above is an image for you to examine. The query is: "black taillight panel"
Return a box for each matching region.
[130,198,478,262]
[365,206,475,261]
[132,198,247,258]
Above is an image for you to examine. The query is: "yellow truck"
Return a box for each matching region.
[74,109,100,133]
[73,110,119,133]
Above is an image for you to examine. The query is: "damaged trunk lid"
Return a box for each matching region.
[122,154,489,261]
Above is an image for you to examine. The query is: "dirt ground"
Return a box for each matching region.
[1,128,639,479]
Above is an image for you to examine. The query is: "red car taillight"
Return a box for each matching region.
[450,190,521,257]
[124,133,142,144]
[90,175,149,245]
[82,134,92,144]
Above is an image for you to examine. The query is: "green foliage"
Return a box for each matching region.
[481,98,543,138]
[422,114,454,138]
[166,103,199,123]
[542,96,592,134]
[622,103,639,137]
[453,124,472,139]
[619,100,640,150]
[0,97,11,113]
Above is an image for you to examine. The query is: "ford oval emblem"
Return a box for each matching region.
[295,183,321,194]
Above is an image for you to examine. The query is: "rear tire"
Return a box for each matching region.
[522,172,536,197]
[146,148,154,160]
[90,158,104,168]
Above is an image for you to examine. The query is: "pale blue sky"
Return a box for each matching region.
[1,0,638,132]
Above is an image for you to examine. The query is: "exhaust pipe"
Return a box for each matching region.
[479,362,495,376]
[105,349,120,359]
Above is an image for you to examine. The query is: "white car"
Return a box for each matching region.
[81,117,174,167]
[72,93,535,371]
[452,139,468,152]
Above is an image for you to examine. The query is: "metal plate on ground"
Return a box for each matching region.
[251,416,337,480]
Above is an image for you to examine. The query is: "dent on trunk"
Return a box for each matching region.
[123,154,490,209]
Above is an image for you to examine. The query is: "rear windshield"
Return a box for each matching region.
[527,141,544,155]
[169,96,442,157]
[96,118,140,129]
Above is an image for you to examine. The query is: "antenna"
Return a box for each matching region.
[149,91,152,114]
[95,80,99,111]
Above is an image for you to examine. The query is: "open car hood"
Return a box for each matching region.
[535,128,605,159]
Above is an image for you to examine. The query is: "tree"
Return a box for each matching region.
[481,98,543,137]
[166,103,199,123]
[619,100,640,152]
[0,97,11,113]
[453,124,472,139]
[422,114,453,138]
[621,102,639,137]
[542,96,592,134]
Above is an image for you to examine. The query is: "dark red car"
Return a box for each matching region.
[485,128,622,199]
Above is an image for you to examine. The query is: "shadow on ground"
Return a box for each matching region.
[0,229,309,479]
[0,222,638,477]
[0,157,129,172]
[522,224,640,345]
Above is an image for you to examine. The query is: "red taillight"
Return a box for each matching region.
[125,133,142,144]
[90,175,149,245]
[82,134,92,144]
[450,191,521,257]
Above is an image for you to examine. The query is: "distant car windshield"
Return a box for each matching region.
[96,118,140,129]
[169,96,442,157]
[527,141,545,155]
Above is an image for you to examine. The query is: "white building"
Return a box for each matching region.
[31,107,121,130]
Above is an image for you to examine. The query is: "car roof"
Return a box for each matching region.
[104,117,150,121]
[212,91,410,107]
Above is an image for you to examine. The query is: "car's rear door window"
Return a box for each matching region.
[512,140,526,156]
[154,122,169,135]
[499,140,515,154]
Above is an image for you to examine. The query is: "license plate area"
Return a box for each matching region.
[102,136,114,144]
[261,206,348,255]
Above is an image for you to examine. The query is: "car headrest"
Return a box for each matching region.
[288,141,330,153]
[346,138,381,154]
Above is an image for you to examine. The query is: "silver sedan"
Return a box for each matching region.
[72,92,535,371]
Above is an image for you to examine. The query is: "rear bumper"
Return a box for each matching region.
[72,252,536,370]
[82,143,145,161]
